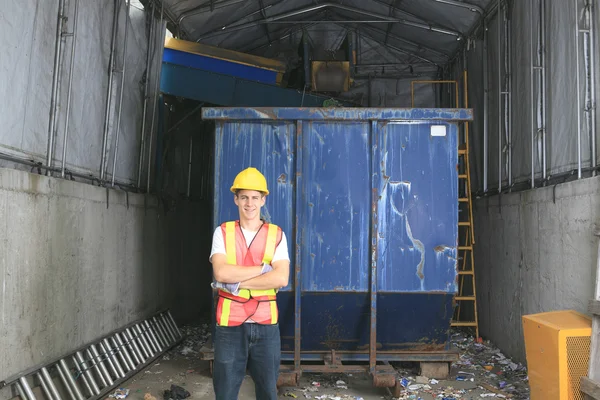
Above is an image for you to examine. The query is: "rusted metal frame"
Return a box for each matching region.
[279,363,396,375]
[201,107,474,121]
[369,120,379,375]
[280,350,459,362]
[294,121,303,378]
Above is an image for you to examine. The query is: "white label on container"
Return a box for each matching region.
[430,125,447,137]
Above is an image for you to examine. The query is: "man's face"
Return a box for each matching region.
[234,189,266,221]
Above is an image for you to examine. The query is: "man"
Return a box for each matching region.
[209,167,290,400]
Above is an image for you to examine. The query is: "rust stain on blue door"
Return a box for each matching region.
[376,122,459,292]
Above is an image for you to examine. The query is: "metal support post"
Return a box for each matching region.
[112,0,131,186]
[303,31,310,89]
[530,0,536,187]
[483,20,489,192]
[576,0,583,179]
[294,121,303,378]
[584,0,597,175]
[498,2,503,192]
[540,0,547,181]
[502,5,511,188]
[137,5,155,188]
[61,0,80,178]
[147,3,165,193]
[590,0,597,174]
[508,16,513,187]
[187,135,193,197]
[100,0,121,182]
[46,0,67,172]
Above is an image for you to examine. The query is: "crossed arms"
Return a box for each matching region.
[211,253,290,290]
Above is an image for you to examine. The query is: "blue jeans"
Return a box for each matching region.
[213,323,281,400]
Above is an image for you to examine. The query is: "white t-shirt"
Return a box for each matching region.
[209,225,290,263]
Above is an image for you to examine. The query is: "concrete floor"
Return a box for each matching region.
[111,331,530,400]
[111,357,519,400]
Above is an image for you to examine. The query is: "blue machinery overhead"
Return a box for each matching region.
[160,38,347,107]
[202,107,474,395]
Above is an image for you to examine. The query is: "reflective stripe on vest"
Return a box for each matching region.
[216,221,281,326]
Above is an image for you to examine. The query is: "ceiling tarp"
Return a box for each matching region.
[154,0,493,75]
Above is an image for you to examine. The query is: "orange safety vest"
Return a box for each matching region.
[215,221,282,326]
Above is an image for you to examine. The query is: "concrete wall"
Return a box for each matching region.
[474,176,600,363]
[0,167,209,383]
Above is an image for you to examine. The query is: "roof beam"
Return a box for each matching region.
[432,0,484,15]
[194,2,462,41]
[356,28,439,67]
[366,0,463,37]
[257,0,272,43]
[358,24,449,59]
[177,0,246,36]
[384,0,401,44]
[241,21,323,53]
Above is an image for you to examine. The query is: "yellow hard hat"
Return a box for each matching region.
[230,167,269,195]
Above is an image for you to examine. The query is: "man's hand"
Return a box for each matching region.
[211,281,241,295]
[261,263,273,274]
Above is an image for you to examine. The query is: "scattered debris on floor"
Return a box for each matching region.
[107,323,531,400]
[162,384,191,400]
[282,374,367,400]
[108,388,130,399]
[162,323,210,361]
[391,330,530,400]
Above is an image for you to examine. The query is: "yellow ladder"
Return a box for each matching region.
[451,70,480,339]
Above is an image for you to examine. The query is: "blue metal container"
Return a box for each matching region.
[203,107,472,365]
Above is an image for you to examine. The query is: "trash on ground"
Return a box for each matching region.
[108,389,129,399]
[163,384,190,400]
